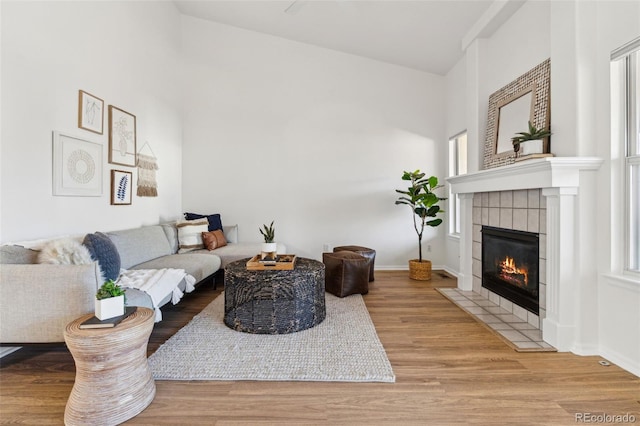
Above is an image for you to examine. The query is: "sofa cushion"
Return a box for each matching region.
[83,232,121,281]
[195,242,286,268]
[202,230,227,250]
[0,245,39,264]
[106,225,172,269]
[176,218,209,253]
[132,253,221,283]
[184,212,222,231]
[161,223,179,254]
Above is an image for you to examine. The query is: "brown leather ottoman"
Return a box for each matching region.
[322,251,369,297]
[333,245,376,281]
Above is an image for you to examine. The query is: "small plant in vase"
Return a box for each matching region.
[95,280,126,320]
[512,121,551,158]
[259,221,277,260]
[395,170,446,280]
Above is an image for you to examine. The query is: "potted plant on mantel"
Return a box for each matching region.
[395,170,446,281]
[512,120,552,160]
[259,221,277,260]
[95,280,126,320]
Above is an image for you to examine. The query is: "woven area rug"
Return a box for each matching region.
[148,292,395,382]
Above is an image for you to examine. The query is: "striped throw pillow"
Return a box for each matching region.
[176,218,209,253]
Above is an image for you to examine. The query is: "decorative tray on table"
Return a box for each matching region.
[246,254,297,270]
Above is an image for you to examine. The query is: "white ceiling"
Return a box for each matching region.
[173,0,500,75]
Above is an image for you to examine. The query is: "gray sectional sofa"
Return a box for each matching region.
[0,222,285,343]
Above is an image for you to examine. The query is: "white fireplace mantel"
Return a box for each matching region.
[447,157,604,194]
[446,157,603,353]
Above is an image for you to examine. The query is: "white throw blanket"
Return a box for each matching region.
[117,268,196,322]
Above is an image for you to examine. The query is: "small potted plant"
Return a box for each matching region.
[95,279,126,320]
[395,170,446,280]
[512,121,551,157]
[259,221,277,260]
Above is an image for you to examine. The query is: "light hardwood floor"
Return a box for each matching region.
[1,271,638,425]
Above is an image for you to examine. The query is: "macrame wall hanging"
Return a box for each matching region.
[136,142,159,197]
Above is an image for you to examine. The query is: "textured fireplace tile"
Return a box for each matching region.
[527,209,540,233]
[473,193,482,206]
[481,192,489,207]
[472,241,481,260]
[473,277,482,293]
[513,209,528,231]
[521,329,543,341]
[539,284,546,310]
[539,234,547,259]
[472,259,481,277]
[464,306,487,315]
[539,209,547,234]
[500,191,513,208]
[499,208,513,229]
[528,189,540,208]
[499,297,513,312]
[474,298,493,307]
[489,208,500,226]
[482,207,489,225]
[473,224,482,242]
[487,322,515,331]
[473,207,481,224]
[457,300,478,307]
[497,329,529,342]
[489,192,500,207]
[512,304,529,322]
[484,306,505,314]
[540,192,547,208]
[527,311,540,328]
[495,314,523,323]
[539,259,547,285]
[488,292,500,304]
[475,314,502,323]
[513,190,528,208]
[514,341,543,349]
[511,322,537,330]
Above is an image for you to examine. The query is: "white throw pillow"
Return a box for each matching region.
[176,218,209,253]
[38,238,93,265]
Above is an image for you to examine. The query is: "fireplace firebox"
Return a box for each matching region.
[481,226,539,314]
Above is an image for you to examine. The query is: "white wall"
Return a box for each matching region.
[0,1,183,243]
[180,16,447,268]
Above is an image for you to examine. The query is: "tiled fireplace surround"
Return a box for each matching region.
[448,157,603,352]
[471,189,547,328]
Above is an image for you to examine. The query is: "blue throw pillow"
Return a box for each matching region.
[83,232,121,281]
[184,212,223,232]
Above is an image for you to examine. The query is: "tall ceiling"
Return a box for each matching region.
[173,0,501,75]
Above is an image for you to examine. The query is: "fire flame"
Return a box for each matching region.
[499,256,528,285]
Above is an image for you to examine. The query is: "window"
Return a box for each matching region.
[448,131,467,235]
[612,37,640,274]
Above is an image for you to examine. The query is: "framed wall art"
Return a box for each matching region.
[108,105,137,167]
[53,131,103,196]
[483,58,551,169]
[110,169,132,205]
[78,90,104,134]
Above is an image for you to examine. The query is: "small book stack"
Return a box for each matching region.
[259,254,278,266]
[79,306,137,329]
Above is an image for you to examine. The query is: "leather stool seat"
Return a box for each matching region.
[333,245,376,281]
[322,251,369,297]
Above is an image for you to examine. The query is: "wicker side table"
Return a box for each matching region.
[64,307,156,426]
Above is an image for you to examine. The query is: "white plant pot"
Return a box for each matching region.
[261,242,277,259]
[95,295,125,320]
[519,139,544,156]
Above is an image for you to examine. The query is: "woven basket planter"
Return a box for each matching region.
[409,259,432,281]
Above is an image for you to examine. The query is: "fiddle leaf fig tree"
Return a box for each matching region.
[395,170,447,262]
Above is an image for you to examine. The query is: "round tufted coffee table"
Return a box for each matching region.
[224,257,326,334]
